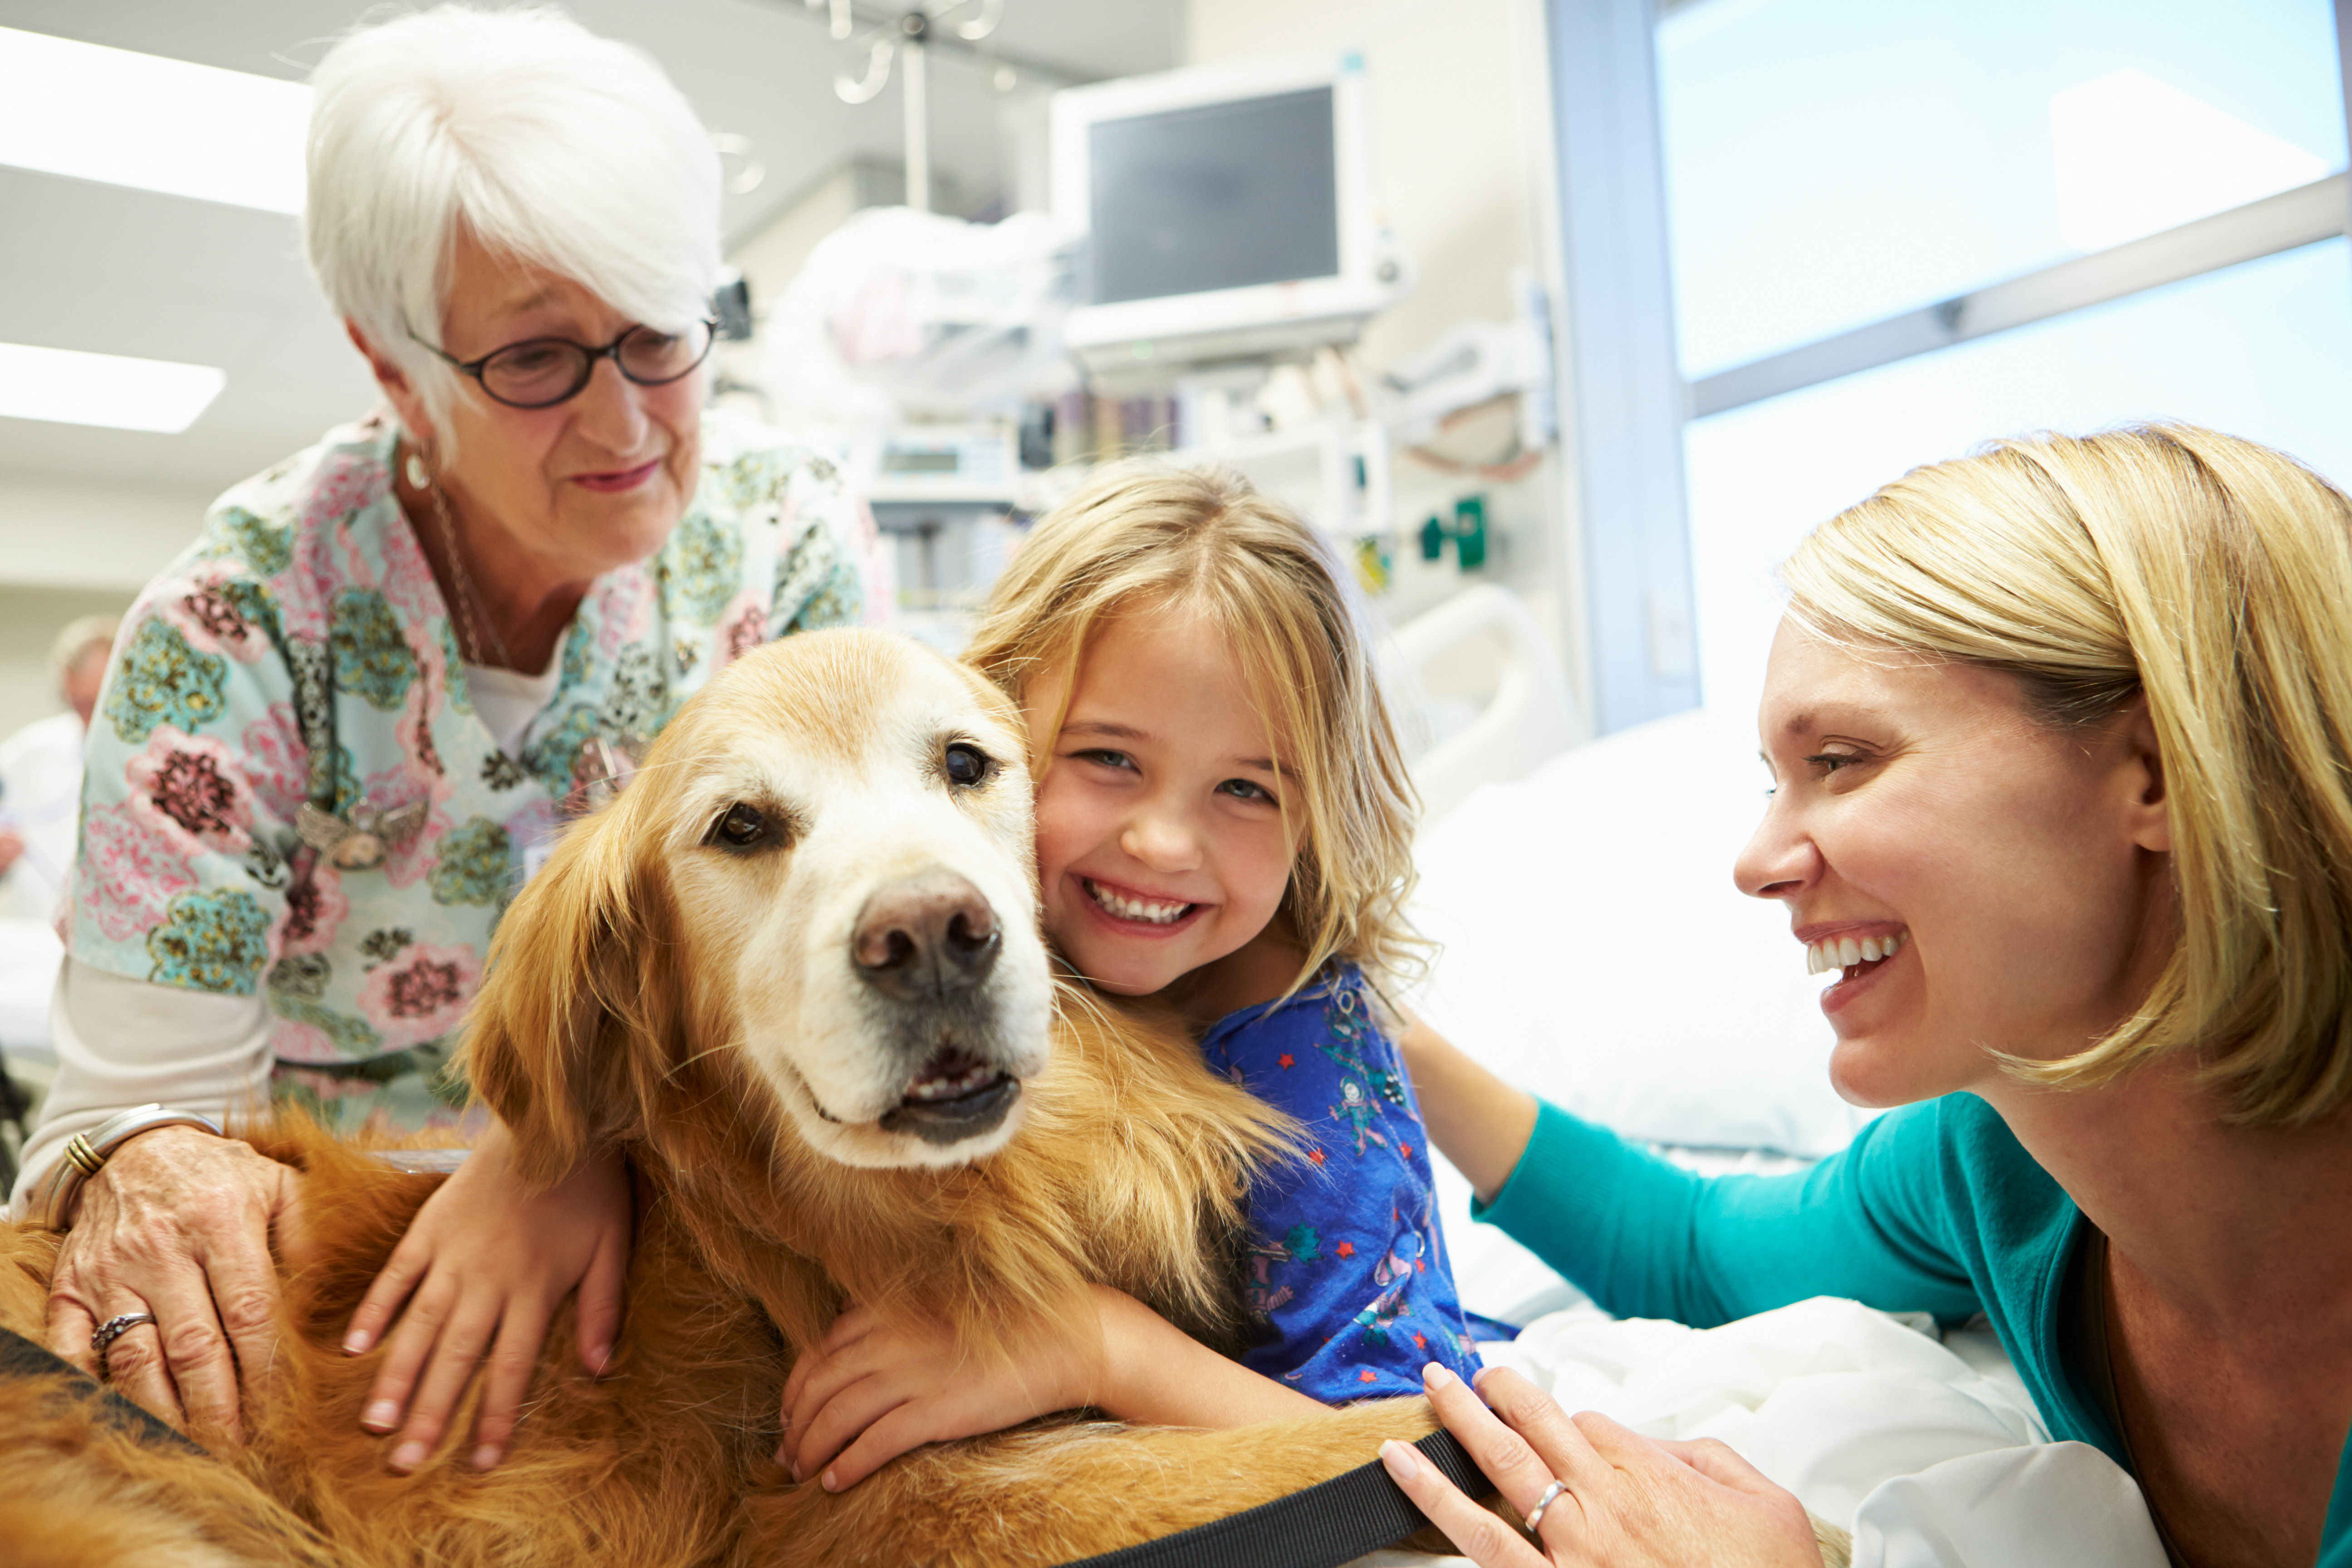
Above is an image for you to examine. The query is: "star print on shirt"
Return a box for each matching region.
[1279,1053,1295,1068]
[1308,1147,1327,1166]
[1337,1240,1356,1258]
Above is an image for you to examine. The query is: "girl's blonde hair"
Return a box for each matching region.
[1782,423,2352,1126]
[965,459,1422,989]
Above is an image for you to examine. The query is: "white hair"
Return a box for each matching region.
[303,5,722,441]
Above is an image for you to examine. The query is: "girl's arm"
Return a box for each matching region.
[780,1286,1327,1491]
[1393,1008,1539,1204]
[341,1118,632,1471]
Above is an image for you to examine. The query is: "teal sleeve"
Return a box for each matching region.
[2322,1439,2352,1568]
[1475,1098,1985,1327]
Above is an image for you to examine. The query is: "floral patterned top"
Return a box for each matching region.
[64,408,868,1129]
[1199,964,1487,1401]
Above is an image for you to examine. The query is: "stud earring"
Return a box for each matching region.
[404,450,431,491]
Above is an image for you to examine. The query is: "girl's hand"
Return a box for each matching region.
[45,1124,303,1443]
[341,1120,631,1472]
[779,1297,1105,1491]
[1381,1363,1825,1568]
[781,1285,1330,1491]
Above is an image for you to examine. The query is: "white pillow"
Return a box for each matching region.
[1408,705,1867,1160]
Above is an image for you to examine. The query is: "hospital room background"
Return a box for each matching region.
[0,1,2343,1560]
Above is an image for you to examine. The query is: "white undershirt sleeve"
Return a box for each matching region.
[8,958,274,1220]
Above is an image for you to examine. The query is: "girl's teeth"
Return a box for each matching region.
[1086,880,1191,925]
[1805,929,1905,975]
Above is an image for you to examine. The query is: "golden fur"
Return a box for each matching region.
[0,630,1443,1566]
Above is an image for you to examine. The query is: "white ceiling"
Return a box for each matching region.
[0,0,1179,495]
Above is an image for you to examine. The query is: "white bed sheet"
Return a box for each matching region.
[1350,1298,2163,1568]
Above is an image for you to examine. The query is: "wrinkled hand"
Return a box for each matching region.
[45,1123,303,1444]
[779,1293,1106,1492]
[341,1121,631,1472]
[1381,1363,1824,1568]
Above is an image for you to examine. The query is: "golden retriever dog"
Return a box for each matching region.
[0,629,1446,1568]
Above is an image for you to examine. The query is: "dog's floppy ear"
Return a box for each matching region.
[459,796,666,1188]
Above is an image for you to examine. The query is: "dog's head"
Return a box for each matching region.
[464,629,1054,1180]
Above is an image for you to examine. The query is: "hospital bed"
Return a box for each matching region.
[1379,587,2164,1568]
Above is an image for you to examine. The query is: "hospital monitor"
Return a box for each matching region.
[1053,54,1412,383]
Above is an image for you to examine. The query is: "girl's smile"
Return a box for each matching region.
[1025,600,1298,1006]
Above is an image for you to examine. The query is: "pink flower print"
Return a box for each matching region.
[277,867,348,956]
[717,590,765,667]
[357,941,480,1049]
[78,802,197,942]
[299,450,390,534]
[124,727,255,857]
[597,569,655,659]
[376,510,444,627]
[270,1019,349,1066]
[163,566,270,663]
[278,522,337,640]
[239,704,310,824]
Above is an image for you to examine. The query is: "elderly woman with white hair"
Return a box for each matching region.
[12,5,872,1477]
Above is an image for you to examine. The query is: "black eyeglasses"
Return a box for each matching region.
[411,318,718,409]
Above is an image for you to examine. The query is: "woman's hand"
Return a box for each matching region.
[341,1120,631,1472]
[779,1296,1105,1491]
[44,1123,303,1443]
[1380,1363,1825,1568]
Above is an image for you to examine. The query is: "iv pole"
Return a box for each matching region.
[823,0,1005,215]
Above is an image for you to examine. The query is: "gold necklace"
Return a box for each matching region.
[410,450,512,670]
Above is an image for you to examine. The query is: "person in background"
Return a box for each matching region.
[10,3,877,1482]
[0,616,118,921]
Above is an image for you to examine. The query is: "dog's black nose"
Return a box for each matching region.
[853,870,1000,1000]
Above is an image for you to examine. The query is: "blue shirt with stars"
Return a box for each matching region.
[1198,963,1488,1401]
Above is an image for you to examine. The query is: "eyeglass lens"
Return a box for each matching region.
[478,321,714,407]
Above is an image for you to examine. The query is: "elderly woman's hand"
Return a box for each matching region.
[44,1125,304,1442]
[1381,1363,1830,1568]
[341,1120,630,1472]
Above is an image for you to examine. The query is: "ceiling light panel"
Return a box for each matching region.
[0,342,227,433]
[0,25,309,213]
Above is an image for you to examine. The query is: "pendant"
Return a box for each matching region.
[296,800,430,871]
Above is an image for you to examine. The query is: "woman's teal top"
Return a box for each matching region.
[1476,1093,2351,1566]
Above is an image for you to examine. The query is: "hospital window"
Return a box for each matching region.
[1648,0,2352,719]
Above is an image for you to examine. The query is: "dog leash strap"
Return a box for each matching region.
[0,1323,211,1455]
[1053,1428,1487,1568]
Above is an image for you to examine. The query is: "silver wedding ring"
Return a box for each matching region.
[89,1310,157,1380]
[1524,1477,1568,1533]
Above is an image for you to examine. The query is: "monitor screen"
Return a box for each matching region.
[1087,85,1339,306]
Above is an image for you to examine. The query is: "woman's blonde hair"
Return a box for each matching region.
[1782,423,2352,1126]
[965,460,1422,990]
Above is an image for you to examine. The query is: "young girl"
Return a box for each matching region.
[776,461,1489,1491]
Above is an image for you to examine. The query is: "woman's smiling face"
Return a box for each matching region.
[1734,618,2174,1110]
[1025,600,1298,1000]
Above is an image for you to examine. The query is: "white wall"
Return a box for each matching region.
[1183,0,1588,723]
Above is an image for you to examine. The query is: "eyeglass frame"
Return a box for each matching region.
[407,318,720,410]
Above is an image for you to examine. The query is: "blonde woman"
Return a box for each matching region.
[777,461,1496,1490]
[1387,425,2352,1568]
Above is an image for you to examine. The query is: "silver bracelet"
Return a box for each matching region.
[30,1103,224,1231]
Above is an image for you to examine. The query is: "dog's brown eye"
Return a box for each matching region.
[711,803,768,849]
[943,743,991,789]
